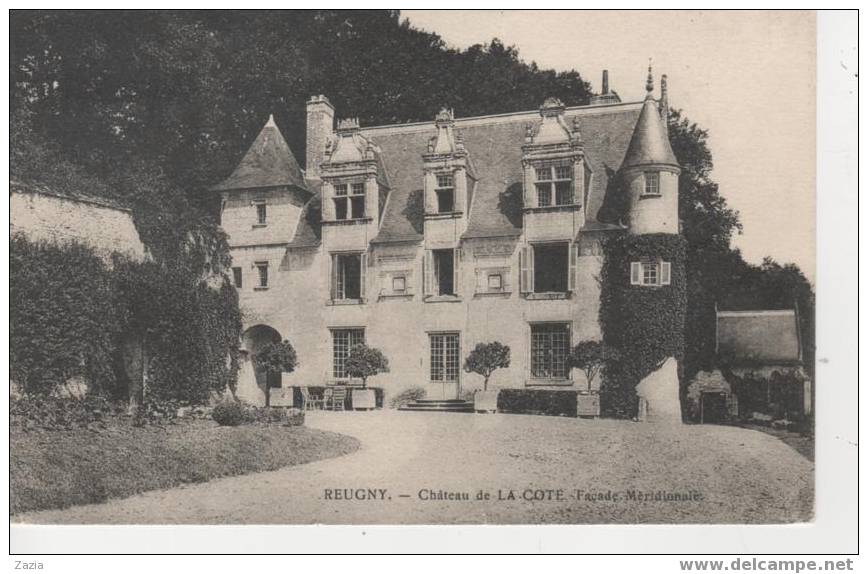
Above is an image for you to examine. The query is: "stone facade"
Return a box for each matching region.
[216,70,683,409]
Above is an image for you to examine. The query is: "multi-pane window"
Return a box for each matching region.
[644,171,660,196]
[630,261,671,287]
[254,201,267,225]
[530,323,570,379]
[332,253,364,300]
[254,261,268,289]
[430,333,460,382]
[435,173,455,212]
[333,181,366,220]
[535,164,573,207]
[332,328,365,379]
[232,267,243,289]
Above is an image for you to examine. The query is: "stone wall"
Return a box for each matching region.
[11,189,147,262]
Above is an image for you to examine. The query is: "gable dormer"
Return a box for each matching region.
[422,108,475,249]
[319,117,386,250]
[520,98,590,241]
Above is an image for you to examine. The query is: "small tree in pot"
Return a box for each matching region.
[345,343,389,410]
[253,340,298,407]
[568,340,618,416]
[463,342,510,413]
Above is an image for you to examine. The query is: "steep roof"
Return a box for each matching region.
[212,115,307,192]
[352,101,644,244]
[716,310,802,365]
[621,96,679,170]
[286,179,323,248]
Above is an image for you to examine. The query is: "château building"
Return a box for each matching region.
[213,69,682,411]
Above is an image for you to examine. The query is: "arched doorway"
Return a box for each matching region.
[238,324,282,405]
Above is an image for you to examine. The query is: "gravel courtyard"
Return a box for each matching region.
[14,411,813,524]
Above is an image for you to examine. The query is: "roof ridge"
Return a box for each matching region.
[360,101,645,137]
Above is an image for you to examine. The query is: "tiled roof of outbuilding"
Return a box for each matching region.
[716,309,802,365]
[212,115,307,192]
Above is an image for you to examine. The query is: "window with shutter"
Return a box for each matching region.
[520,246,533,293]
[630,262,641,285]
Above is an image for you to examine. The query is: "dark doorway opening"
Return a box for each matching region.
[701,392,729,424]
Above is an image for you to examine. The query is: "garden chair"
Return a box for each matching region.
[301,387,324,411]
[328,386,348,411]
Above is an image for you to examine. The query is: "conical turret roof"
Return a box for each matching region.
[212,115,307,192]
[621,97,678,170]
[621,68,678,170]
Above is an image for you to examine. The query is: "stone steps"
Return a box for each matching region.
[398,399,475,413]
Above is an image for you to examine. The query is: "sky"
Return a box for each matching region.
[403,10,816,281]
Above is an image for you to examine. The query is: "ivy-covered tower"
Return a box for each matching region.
[600,66,686,422]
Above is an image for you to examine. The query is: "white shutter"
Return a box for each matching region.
[423,250,434,296]
[330,254,337,299]
[360,253,368,299]
[453,248,460,296]
[568,243,579,292]
[520,246,530,293]
[630,262,641,285]
[661,261,671,286]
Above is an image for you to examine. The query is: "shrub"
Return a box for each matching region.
[252,340,298,407]
[497,389,578,417]
[211,400,251,426]
[389,387,427,409]
[345,344,389,388]
[10,236,122,396]
[568,341,619,393]
[463,341,510,391]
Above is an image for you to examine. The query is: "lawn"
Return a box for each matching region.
[10,419,360,515]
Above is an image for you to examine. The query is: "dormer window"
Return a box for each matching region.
[435,174,455,212]
[534,164,573,207]
[643,171,660,196]
[333,181,366,220]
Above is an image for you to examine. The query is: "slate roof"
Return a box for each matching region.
[287,101,646,248]
[212,116,307,192]
[621,97,679,170]
[716,310,802,365]
[286,179,323,248]
[354,101,644,245]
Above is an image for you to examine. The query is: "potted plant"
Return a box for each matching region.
[568,341,618,417]
[253,339,298,407]
[344,343,389,410]
[463,341,510,413]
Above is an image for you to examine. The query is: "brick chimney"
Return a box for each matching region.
[305,95,335,179]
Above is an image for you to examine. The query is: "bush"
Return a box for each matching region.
[497,389,578,417]
[9,395,182,431]
[211,400,251,426]
[345,344,389,388]
[389,387,427,409]
[10,236,122,396]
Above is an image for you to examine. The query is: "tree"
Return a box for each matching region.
[344,343,389,389]
[463,342,511,392]
[568,341,619,393]
[252,340,298,407]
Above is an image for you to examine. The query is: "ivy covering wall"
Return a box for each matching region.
[599,233,688,417]
[10,235,243,404]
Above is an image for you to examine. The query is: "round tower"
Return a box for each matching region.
[621,66,680,235]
